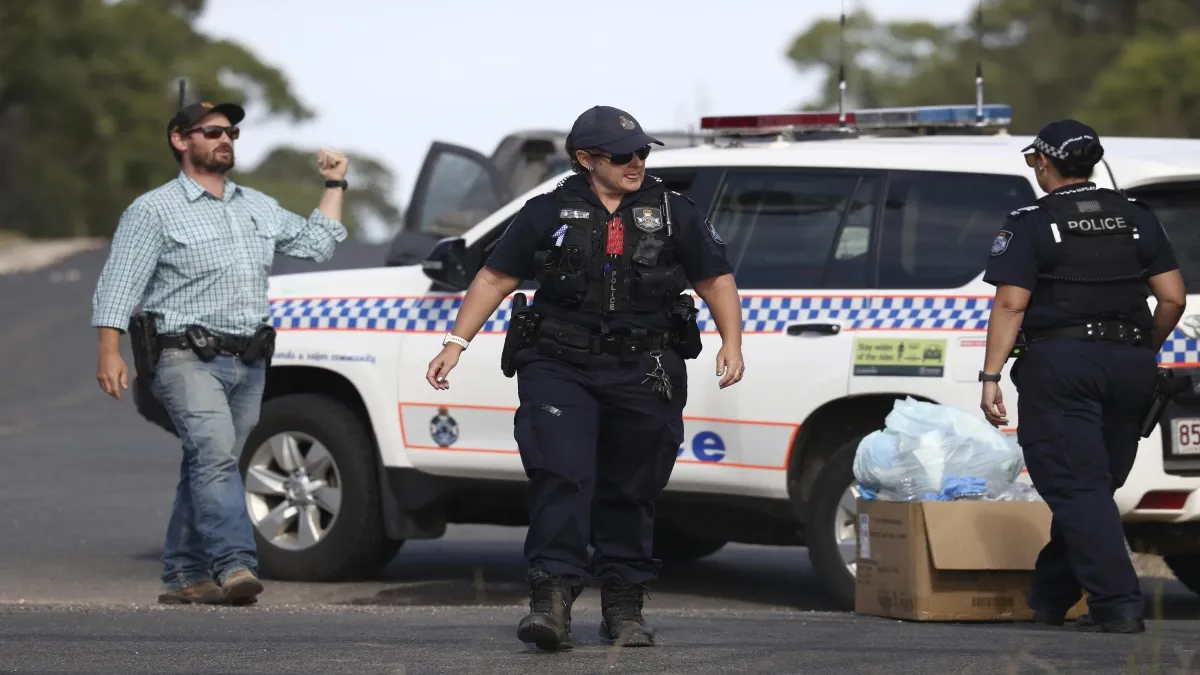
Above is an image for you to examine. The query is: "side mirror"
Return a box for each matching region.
[421,237,473,291]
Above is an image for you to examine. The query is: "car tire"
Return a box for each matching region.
[805,434,862,611]
[239,393,403,582]
[653,523,727,564]
[1163,553,1200,597]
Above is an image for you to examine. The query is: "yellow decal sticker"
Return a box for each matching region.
[853,338,947,378]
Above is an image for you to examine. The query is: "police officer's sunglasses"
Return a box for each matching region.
[1023,151,1041,168]
[185,125,240,140]
[588,145,651,166]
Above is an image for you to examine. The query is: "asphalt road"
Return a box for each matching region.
[3,244,1200,674]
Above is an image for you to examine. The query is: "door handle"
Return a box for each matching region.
[786,323,841,336]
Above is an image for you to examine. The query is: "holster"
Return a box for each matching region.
[501,293,537,378]
[185,325,218,361]
[242,324,277,367]
[128,311,161,378]
[668,294,702,359]
[1140,368,1194,438]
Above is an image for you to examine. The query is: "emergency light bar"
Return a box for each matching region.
[699,104,1013,136]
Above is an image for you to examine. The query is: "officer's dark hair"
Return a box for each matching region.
[1044,138,1105,179]
[564,133,599,175]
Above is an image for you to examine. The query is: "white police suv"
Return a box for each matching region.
[136,104,1200,609]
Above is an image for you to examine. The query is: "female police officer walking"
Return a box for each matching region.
[424,105,745,651]
[979,119,1187,634]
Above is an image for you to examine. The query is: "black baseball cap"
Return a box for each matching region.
[167,101,245,138]
[1021,119,1101,160]
[568,105,663,155]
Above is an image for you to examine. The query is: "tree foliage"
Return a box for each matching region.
[0,0,402,238]
[785,0,1200,137]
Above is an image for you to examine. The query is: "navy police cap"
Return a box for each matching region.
[1021,119,1101,160]
[568,105,663,155]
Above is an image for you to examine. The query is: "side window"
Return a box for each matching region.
[1125,181,1200,290]
[707,170,879,289]
[878,171,1036,289]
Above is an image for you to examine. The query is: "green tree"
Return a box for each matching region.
[0,0,402,239]
[784,0,1199,137]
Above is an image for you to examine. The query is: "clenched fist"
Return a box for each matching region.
[317,148,349,181]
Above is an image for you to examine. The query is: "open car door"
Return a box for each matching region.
[385,142,508,267]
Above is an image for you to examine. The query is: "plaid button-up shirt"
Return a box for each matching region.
[92,171,347,337]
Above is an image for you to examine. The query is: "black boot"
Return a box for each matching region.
[598,577,655,647]
[1076,613,1146,633]
[516,569,579,651]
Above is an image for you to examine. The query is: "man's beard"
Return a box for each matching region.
[191,145,235,174]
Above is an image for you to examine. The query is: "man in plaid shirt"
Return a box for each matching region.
[91,100,350,606]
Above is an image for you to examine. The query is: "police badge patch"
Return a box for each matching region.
[705,217,724,245]
[429,407,459,447]
[990,230,1012,256]
[633,207,663,233]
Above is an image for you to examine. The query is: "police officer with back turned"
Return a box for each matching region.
[425,105,745,651]
[979,120,1187,634]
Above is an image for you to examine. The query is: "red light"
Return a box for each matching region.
[1135,491,1190,510]
[699,112,856,131]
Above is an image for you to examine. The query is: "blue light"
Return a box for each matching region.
[854,104,1012,129]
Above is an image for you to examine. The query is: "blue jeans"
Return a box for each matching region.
[150,348,265,591]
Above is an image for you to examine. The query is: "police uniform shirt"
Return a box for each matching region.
[485,174,733,328]
[982,182,1179,330]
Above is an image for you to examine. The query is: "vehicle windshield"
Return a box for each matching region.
[1125,182,1200,289]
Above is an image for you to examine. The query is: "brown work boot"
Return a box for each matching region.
[219,569,264,606]
[157,580,226,605]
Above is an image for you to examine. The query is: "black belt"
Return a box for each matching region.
[1023,320,1145,345]
[158,333,253,356]
[589,331,671,358]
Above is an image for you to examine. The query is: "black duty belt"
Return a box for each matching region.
[159,333,253,356]
[1023,320,1145,346]
[590,331,671,358]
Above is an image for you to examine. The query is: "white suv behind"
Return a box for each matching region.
[134,105,1200,609]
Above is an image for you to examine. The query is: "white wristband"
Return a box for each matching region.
[443,333,469,350]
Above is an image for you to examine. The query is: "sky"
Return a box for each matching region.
[195,0,977,240]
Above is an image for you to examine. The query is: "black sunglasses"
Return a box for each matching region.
[185,125,240,140]
[589,145,651,166]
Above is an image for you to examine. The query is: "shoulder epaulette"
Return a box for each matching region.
[1007,204,1040,219]
[669,190,698,207]
[1125,195,1152,210]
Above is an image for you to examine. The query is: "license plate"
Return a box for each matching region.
[1172,419,1200,456]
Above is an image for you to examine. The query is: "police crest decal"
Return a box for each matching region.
[990,230,1012,256]
[429,407,459,447]
[633,207,663,233]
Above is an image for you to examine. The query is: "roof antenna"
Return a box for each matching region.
[177,78,186,110]
[974,1,984,126]
[837,0,848,128]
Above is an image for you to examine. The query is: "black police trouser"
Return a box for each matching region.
[512,345,687,586]
[1012,338,1157,622]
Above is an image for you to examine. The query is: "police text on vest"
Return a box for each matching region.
[1067,216,1127,232]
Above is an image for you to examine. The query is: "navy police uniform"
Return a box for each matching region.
[983,121,1179,631]
[484,106,732,650]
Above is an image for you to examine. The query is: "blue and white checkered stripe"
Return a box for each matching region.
[269,295,1200,365]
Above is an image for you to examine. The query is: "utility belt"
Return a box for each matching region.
[499,293,700,377]
[1020,320,1146,348]
[129,311,276,378]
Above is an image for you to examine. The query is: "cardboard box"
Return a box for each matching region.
[854,498,1088,621]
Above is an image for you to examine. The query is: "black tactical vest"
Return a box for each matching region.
[532,178,690,331]
[1029,186,1150,326]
